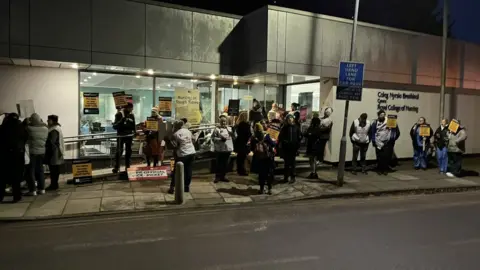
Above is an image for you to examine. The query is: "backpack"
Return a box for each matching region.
[254,139,271,159]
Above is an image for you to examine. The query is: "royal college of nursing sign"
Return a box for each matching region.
[336,61,365,101]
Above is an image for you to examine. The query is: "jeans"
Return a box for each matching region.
[170,154,195,189]
[375,142,393,172]
[352,143,368,171]
[448,152,463,176]
[215,152,231,180]
[436,147,448,173]
[115,137,133,170]
[413,148,427,169]
[0,153,24,201]
[283,151,297,180]
[28,154,45,191]
[49,165,61,188]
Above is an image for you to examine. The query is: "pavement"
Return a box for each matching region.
[2,192,480,269]
[1,157,480,220]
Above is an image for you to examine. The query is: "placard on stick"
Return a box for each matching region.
[419,125,430,137]
[449,119,460,133]
[158,97,172,117]
[113,91,127,108]
[83,93,99,114]
[72,160,93,185]
[145,117,159,131]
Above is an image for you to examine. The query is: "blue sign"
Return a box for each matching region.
[336,61,365,101]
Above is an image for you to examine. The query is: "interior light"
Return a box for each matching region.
[71,63,78,69]
[88,76,92,79]
[167,84,172,87]
[209,74,216,80]
[233,81,238,85]
[80,82,83,85]
[93,72,97,76]
[147,69,154,75]
[253,78,260,83]
[83,79,87,82]
[178,82,182,85]
[191,79,198,82]
[136,75,141,78]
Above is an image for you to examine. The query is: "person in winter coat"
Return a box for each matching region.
[434,119,449,174]
[317,107,334,164]
[112,103,136,173]
[249,99,264,124]
[446,121,467,178]
[250,123,276,194]
[26,113,48,195]
[305,117,322,179]
[370,110,400,175]
[143,107,165,167]
[289,103,301,126]
[409,117,433,170]
[212,115,235,183]
[168,120,196,194]
[278,114,302,183]
[349,113,371,175]
[267,103,280,122]
[0,113,27,202]
[233,111,251,176]
[45,115,65,191]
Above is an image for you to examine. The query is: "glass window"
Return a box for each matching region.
[286,74,320,119]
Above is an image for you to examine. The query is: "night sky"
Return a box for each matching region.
[163,0,480,45]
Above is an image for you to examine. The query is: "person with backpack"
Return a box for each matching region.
[250,123,275,194]
[278,114,302,183]
[305,116,322,179]
[349,113,371,175]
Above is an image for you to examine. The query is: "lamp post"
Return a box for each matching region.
[439,0,448,121]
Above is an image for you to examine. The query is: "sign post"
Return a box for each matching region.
[336,0,361,187]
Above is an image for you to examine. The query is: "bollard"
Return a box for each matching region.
[174,161,184,204]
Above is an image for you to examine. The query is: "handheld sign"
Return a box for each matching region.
[83,93,99,114]
[72,160,93,185]
[113,91,127,108]
[227,99,240,116]
[448,119,460,133]
[419,125,430,137]
[386,115,397,128]
[145,117,159,131]
[267,123,281,141]
[158,97,172,117]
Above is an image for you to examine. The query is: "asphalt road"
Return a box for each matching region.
[2,192,480,270]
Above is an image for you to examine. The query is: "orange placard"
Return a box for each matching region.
[448,119,459,133]
[419,125,430,137]
[386,115,397,128]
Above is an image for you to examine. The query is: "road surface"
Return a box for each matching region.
[2,192,480,269]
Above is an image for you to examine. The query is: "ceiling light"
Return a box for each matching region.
[93,72,97,76]
[80,82,83,85]
[71,63,78,69]
[167,84,172,87]
[177,82,182,85]
[253,78,260,83]
[83,79,87,82]
[88,76,91,79]
[147,69,154,75]
[190,79,198,82]
[136,75,141,78]
[233,81,238,85]
[209,74,216,80]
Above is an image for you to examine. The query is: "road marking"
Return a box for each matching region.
[450,238,480,246]
[53,236,175,251]
[204,256,320,269]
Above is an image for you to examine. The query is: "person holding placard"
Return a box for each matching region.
[112,103,136,173]
[168,120,196,194]
[434,119,450,174]
[409,117,433,170]
[212,115,235,183]
[370,110,400,175]
[446,120,467,178]
[349,113,371,175]
[278,114,302,183]
[143,107,165,167]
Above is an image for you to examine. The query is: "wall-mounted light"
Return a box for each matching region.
[93,72,97,76]
[71,63,78,69]
[83,79,87,82]
[253,78,260,83]
[80,82,83,85]
[233,81,238,85]
[191,79,198,82]
[147,69,154,75]
[209,74,216,80]
[136,75,141,78]
[177,82,182,85]
[88,76,92,79]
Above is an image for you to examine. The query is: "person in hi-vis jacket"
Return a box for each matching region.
[349,113,371,175]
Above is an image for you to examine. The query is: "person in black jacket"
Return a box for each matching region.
[0,113,27,202]
[434,119,449,174]
[305,117,322,179]
[349,113,371,175]
[233,111,251,176]
[112,103,136,173]
[278,114,302,183]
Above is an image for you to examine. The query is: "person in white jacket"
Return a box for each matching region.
[349,113,371,175]
[212,115,234,183]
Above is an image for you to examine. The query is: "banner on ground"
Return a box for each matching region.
[175,88,201,124]
[72,160,93,185]
[127,166,171,181]
[158,97,173,117]
[83,93,99,114]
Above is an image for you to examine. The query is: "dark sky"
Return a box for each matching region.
[163,0,480,45]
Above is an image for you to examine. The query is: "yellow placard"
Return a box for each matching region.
[386,115,397,128]
[113,91,127,107]
[267,123,281,141]
[419,125,430,137]
[158,97,172,117]
[243,95,253,101]
[449,119,459,133]
[175,88,201,124]
[72,162,92,178]
[145,117,159,131]
[83,93,99,109]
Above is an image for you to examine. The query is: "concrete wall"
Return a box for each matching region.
[266,6,480,89]
[0,0,241,75]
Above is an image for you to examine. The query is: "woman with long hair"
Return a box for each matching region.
[233,111,251,176]
[304,116,322,179]
[409,116,433,170]
[250,123,275,194]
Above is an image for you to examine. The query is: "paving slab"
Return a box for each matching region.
[388,172,420,181]
[224,197,253,203]
[24,199,67,217]
[134,195,167,210]
[63,198,101,215]
[191,192,222,199]
[133,187,163,196]
[325,187,358,194]
[75,184,103,191]
[103,182,131,190]
[0,202,30,218]
[101,196,135,212]
[190,186,217,194]
[69,190,103,200]
[130,181,166,188]
[102,189,133,197]
[367,181,417,191]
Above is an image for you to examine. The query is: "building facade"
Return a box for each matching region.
[0,0,479,162]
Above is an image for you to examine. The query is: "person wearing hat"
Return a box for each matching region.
[278,114,302,183]
[143,107,165,167]
[212,115,235,183]
[112,103,136,173]
[45,115,65,191]
[370,110,400,175]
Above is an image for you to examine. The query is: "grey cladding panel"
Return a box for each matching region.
[146,5,192,60]
[285,13,322,65]
[0,0,9,44]
[193,13,234,63]
[30,0,91,51]
[93,0,145,56]
[10,0,29,45]
[320,19,351,67]
[267,10,278,61]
